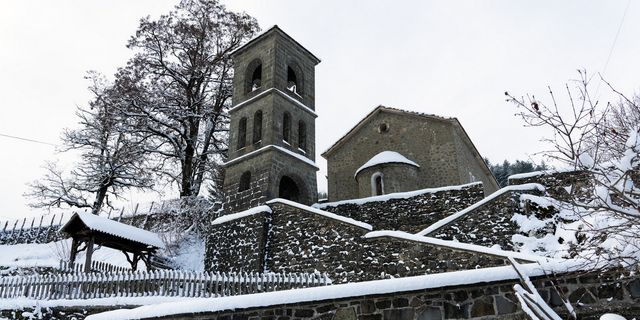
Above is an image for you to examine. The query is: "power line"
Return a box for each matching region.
[595,0,631,97]
[0,132,57,147]
[602,0,631,77]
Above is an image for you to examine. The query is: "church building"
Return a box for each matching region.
[221,25,496,211]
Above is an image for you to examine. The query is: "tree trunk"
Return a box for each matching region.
[91,184,110,215]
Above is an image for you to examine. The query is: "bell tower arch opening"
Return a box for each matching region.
[278,176,301,202]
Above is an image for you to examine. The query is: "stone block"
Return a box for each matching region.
[333,307,356,320]
[628,279,640,298]
[495,294,517,315]
[382,308,414,320]
[470,296,494,317]
[416,307,442,320]
[443,302,469,319]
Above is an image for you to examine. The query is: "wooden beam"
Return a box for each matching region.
[84,236,95,273]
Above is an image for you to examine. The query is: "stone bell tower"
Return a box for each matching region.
[222,26,320,213]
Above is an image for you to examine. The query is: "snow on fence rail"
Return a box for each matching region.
[60,260,131,274]
[0,270,331,300]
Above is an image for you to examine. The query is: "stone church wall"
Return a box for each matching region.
[147,269,640,320]
[317,183,484,233]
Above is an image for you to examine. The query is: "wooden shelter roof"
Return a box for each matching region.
[60,212,165,252]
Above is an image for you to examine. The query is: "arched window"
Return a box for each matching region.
[287,66,298,94]
[298,121,307,152]
[238,171,251,192]
[253,110,262,144]
[371,172,384,196]
[282,112,291,143]
[237,117,247,149]
[245,59,262,93]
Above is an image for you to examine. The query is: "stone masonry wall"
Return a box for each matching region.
[427,188,546,251]
[207,200,511,283]
[151,269,640,320]
[508,170,593,202]
[317,183,484,233]
[206,209,270,273]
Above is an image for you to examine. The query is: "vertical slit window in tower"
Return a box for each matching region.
[298,120,307,152]
[253,110,263,144]
[283,112,291,144]
[237,117,247,150]
[287,66,298,94]
[251,64,262,91]
[239,171,251,192]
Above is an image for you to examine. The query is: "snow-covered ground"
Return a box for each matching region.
[0,235,205,274]
[0,239,137,273]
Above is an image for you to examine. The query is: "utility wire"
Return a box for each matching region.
[595,0,631,97]
[602,0,631,77]
[0,132,57,147]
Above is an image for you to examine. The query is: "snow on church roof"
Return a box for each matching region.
[60,211,165,249]
[354,151,419,177]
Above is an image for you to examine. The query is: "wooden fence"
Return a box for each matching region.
[0,270,331,300]
[60,260,131,274]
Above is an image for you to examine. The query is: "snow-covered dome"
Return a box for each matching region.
[355,151,420,177]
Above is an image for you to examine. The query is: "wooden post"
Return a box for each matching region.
[69,238,79,267]
[84,236,95,273]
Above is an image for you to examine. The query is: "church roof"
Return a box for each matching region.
[230,25,321,64]
[354,151,420,177]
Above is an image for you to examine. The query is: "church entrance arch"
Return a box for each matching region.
[279,175,301,202]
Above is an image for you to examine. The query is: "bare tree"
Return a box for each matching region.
[505,70,640,268]
[27,73,155,214]
[114,0,259,197]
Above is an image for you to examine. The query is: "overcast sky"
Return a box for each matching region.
[1,0,638,220]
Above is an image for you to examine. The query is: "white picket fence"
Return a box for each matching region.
[0,270,331,300]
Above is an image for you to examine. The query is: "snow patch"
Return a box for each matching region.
[354,151,419,177]
[365,230,550,263]
[266,199,372,230]
[211,205,272,225]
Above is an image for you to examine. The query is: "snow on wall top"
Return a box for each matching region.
[266,198,373,230]
[507,168,576,180]
[85,259,587,320]
[365,230,551,263]
[60,212,165,249]
[416,183,546,236]
[314,182,482,209]
[354,151,419,177]
[211,205,272,225]
[224,144,318,169]
[228,88,318,117]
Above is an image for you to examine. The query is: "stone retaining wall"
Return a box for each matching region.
[206,201,513,283]
[317,183,484,233]
[147,269,640,320]
[427,187,546,251]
